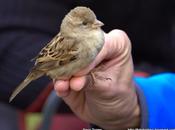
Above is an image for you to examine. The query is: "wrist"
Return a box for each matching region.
[98,84,141,130]
[102,104,140,130]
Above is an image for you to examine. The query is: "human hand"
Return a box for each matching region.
[54,30,140,130]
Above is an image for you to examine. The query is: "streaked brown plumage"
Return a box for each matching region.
[9,6,104,102]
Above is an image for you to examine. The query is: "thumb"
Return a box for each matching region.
[75,29,131,76]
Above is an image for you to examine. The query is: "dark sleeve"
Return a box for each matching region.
[0,0,69,109]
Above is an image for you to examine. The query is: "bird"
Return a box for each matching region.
[9,6,104,102]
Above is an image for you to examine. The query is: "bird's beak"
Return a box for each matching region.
[92,20,104,28]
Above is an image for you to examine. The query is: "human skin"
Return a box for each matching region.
[54,30,140,130]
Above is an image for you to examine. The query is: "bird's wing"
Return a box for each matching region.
[34,33,79,71]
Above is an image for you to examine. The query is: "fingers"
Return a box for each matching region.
[70,76,87,91]
[54,76,86,97]
[54,80,70,97]
[105,29,131,60]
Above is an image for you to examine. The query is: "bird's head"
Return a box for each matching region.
[60,6,104,37]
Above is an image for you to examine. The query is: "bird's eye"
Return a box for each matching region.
[82,21,88,26]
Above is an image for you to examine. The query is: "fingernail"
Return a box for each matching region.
[56,91,69,97]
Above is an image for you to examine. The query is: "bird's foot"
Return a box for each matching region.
[90,72,112,84]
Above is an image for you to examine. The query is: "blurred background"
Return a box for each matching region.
[0,0,174,130]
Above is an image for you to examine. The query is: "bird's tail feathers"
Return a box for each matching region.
[9,70,44,102]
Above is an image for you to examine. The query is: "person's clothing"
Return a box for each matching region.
[0,102,88,130]
[0,103,19,130]
[135,73,175,128]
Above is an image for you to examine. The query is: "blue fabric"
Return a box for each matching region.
[135,73,175,128]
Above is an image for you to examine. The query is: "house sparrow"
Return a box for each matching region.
[9,6,104,102]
